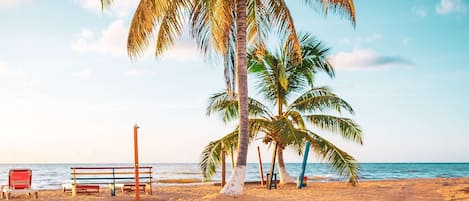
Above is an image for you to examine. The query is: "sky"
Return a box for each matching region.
[0,0,468,164]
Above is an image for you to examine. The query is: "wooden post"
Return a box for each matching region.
[111,168,116,196]
[230,145,235,170]
[134,124,140,201]
[71,184,76,197]
[72,168,77,197]
[221,150,226,187]
[257,146,265,186]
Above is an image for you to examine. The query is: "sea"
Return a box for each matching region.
[0,163,468,190]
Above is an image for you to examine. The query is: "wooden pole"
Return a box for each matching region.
[298,141,311,189]
[72,168,77,197]
[257,146,265,186]
[221,149,226,187]
[230,145,235,170]
[134,124,140,201]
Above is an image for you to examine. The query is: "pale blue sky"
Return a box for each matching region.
[0,0,468,163]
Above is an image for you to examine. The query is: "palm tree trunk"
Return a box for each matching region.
[277,147,295,184]
[220,0,248,196]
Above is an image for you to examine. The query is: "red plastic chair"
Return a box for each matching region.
[1,169,38,200]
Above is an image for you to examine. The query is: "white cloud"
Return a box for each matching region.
[75,0,138,17]
[71,20,128,56]
[71,20,201,61]
[72,69,92,79]
[402,37,411,46]
[436,0,467,15]
[329,49,413,70]
[412,6,427,18]
[0,0,29,8]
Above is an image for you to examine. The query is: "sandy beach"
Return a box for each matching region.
[3,178,467,201]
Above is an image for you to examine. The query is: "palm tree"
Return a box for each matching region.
[202,33,362,185]
[101,0,356,195]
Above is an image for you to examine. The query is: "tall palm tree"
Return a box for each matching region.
[101,0,356,195]
[202,33,362,185]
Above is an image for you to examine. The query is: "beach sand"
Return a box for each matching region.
[5,178,468,201]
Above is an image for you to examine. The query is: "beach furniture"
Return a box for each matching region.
[1,169,38,200]
[266,173,277,189]
[68,166,153,197]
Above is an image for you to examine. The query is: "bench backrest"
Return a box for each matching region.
[9,169,32,190]
[70,166,153,186]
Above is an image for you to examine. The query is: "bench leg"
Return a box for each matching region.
[33,191,39,199]
[110,183,116,196]
[71,184,77,197]
[145,183,152,195]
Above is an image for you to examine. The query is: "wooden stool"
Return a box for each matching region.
[266,173,277,190]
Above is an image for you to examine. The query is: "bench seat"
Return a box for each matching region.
[73,184,100,194]
[109,183,151,194]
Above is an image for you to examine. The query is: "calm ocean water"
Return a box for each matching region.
[0,163,467,189]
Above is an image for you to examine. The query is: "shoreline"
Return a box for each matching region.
[6,178,468,200]
[34,177,469,190]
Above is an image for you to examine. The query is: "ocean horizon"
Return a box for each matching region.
[0,163,468,190]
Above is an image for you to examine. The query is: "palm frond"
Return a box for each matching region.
[100,0,113,10]
[222,18,237,96]
[265,0,302,63]
[285,110,306,129]
[200,139,222,181]
[249,118,271,137]
[200,130,239,180]
[190,1,212,58]
[126,0,159,58]
[270,116,304,149]
[191,0,237,94]
[297,32,334,79]
[247,0,269,44]
[209,0,234,54]
[301,0,356,27]
[249,50,290,105]
[306,114,363,144]
[304,130,359,185]
[153,1,190,58]
[206,91,271,122]
[200,117,270,180]
[290,87,354,114]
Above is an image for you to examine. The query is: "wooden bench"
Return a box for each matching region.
[69,166,153,197]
